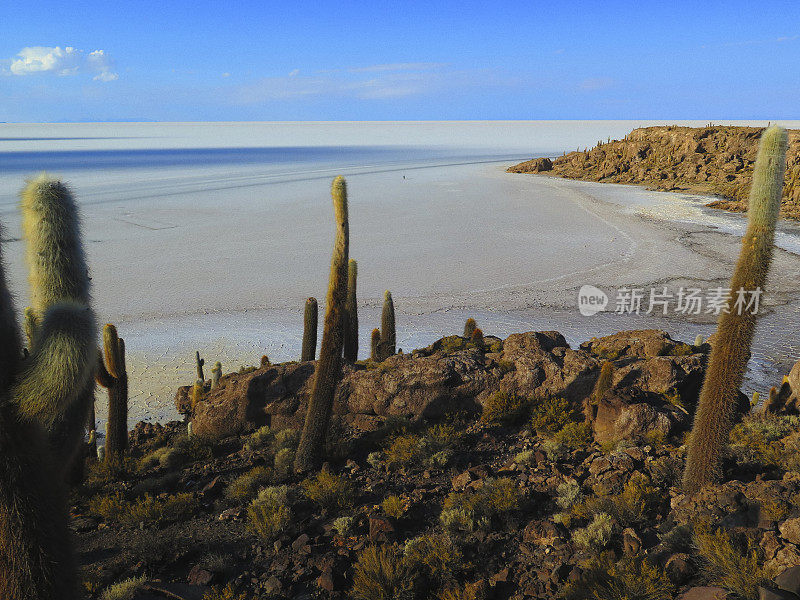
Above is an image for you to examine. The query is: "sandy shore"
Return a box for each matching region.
[3,127,800,427]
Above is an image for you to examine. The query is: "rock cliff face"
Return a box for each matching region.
[508,125,800,220]
[178,329,718,445]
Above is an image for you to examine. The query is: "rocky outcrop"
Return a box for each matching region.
[508,125,800,220]
[179,329,713,444]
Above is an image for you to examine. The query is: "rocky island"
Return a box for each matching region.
[509,125,800,220]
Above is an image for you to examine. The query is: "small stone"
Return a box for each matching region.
[452,470,474,491]
[622,527,641,555]
[291,533,310,552]
[187,565,213,586]
[759,586,800,600]
[780,518,800,545]
[263,576,282,595]
[677,587,729,600]
[316,571,334,592]
[776,566,800,596]
[369,515,394,542]
[665,553,694,585]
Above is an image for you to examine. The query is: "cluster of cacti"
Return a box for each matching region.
[295,176,350,473]
[96,323,128,461]
[0,174,99,598]
[211,361,222,389]
[301,297,318,362]
[343,259,358,362]
[683,126,788,493]
[464,318,477,338]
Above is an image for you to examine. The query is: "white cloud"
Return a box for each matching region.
[5,45,118,81]
[288,69,300,77]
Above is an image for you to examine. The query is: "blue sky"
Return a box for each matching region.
[1,0,799,122]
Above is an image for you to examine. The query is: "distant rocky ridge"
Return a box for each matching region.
[508,125,800,220]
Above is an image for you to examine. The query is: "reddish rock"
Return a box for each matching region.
[369,515,394,542]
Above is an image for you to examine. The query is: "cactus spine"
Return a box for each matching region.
[301,297,318,362]
[343,259,358,362]
[464,318,477,338]
[96,324,128,461]
[211,361,222,389]
[371,328,381,361]
[380,290,396,360]
[196,350,205,381]
[295,176,349,473]
[0,175,103,599]
[683,126,787,493]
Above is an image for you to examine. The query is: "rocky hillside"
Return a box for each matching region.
[508,126,800,220]
[72,329,800,600]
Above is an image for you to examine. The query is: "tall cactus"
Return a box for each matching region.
[295,176,349,473]
[343,259,358,362]
[96,324,128,461]
[371,328,381,361]
[380,290,396,360]
[683,126,787,493]
[13,175,97,476]
[0,174,102,599]
[301,297,318,362]
[464,318,477,338]
[211,361,222,389]
[195,350,205,381]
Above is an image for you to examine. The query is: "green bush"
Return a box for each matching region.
[530,396,574,433]
[302,470,354,512]
[563,553,674,600]
[694,524,769,600]
[244,426,274,451]
[481,391,529,424]
[225,466,272,501]
[403,532,464,587]
[382,495,407,519]
[553,421,593,450]
[89,492,194,527]
[247,486,292,541]
[351,545,413,600]
[440,477,521,532]
[572,512,612,551]
[101,576,147,600]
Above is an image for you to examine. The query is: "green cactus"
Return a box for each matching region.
[380,290,396,360]
[295,176,349,473]
[471,327,484,345]
[694,334,704,347]
[0,175,100,598]
[191,379,204,411]
[683,126,788,493]
[211,361,222,389]
[12,175,98,476]
[343,259,358,362]
[301,297,318,362]
[464,318,477,338]
[96,324,128,461]
[592,361,614,404]
[371,328,381,361]
[196,350,205,381]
